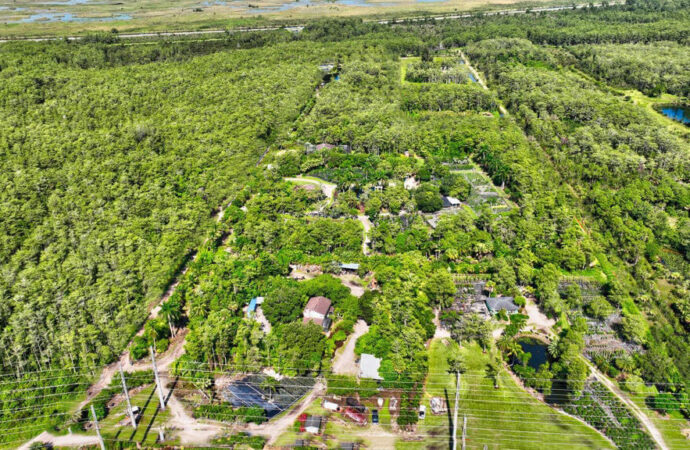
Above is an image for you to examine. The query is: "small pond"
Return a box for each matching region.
[517,338,548,370]
[660,106,690,125]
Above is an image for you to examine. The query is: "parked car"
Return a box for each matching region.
[343,408,368,426]
[346,397,366,413]
[372,409,379,424]
[419,405,426,420]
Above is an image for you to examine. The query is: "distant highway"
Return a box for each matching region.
[0,1,623,43]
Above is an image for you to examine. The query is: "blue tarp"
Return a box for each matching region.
[247,298,258,314]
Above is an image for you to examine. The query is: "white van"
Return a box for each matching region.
[322,400,340,411]
[418,404,426,419]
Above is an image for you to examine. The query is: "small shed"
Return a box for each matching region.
[359,354,382,380]
[305,415,323,434]
[339,263,360,272]
[430,397,448,414]
[442,196,462,208]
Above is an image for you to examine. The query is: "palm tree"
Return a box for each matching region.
[160,299,181,337]
[260,376,279,402]
[497,335,519,360]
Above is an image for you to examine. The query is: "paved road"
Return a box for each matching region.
[0,2,623,43]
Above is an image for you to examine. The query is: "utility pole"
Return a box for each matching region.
[462,414,467,450]
[90,404,106,450]
[119,364,137,429]
[150,346,166,410]
[452,371,460,450]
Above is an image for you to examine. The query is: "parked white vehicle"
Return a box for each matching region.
[323,400,340,411]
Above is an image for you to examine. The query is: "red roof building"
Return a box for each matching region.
[303,296,333,330]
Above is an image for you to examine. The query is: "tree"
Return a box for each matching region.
[652,392,680,414]
[414,183,443,213]
[262,280,306,326]
[260,376,279,402]
[621,312,647,344]
[586,296,614,319]
[486,357,502,389]
[160,298,182,337]
[424,270,456,308]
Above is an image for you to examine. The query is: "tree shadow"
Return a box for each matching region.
[165,376,179,405]
[444,387,453,450]
[128,387,155,441]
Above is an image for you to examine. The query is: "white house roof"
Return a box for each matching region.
[359,354,382,380]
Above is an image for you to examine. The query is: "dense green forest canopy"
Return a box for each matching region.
[0,0,689,445]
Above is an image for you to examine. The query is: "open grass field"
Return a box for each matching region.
[403,339,615,450]
[0,0,568,37]
[274,398,392,448]
[99,385,173,447]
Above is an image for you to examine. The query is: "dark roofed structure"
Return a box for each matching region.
[305,296,332,316]
[485,296,519,314]
[305,415,323,433]
[303,296,333,330]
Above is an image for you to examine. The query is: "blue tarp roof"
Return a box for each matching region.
[248,298,258,313]
[339,263,360,270]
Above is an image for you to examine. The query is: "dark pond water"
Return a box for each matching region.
[517,338,548,370]
[660,106,690,125]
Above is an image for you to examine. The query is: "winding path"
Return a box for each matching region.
[459,50,508,117]
[357,215,373,255]
[584,359,668,450]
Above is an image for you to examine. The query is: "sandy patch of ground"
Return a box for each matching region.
[432,308,450,340]
[524,297,555,335]
[332,320,369,376]
[18,431,100,450]
[357,214,373,255]
[337,273,365,297]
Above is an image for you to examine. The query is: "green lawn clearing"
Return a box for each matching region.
[405,339,614,450]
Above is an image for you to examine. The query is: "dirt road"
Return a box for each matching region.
[18,431,100,450]
[584,359,668,450]
[524,298,556,335]
[332,320,369,376]
[432,308,451,340]
[459,50,509,117]
[159,371,224,445]
[357,215,373,255]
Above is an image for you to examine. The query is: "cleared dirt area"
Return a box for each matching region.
[332,319,369,376]
[523,297,556,335]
